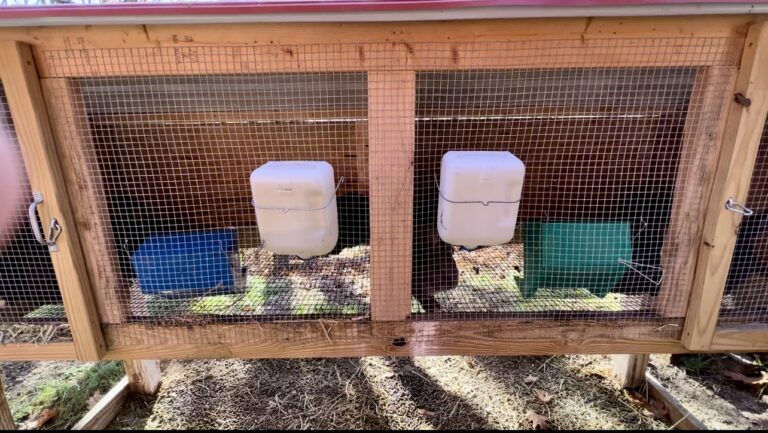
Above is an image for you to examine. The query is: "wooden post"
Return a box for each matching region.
[612,354,650,389]
[123,360,162,395]
[0,41,106,360]
[683,22,768,350]
[368,70,416,321]
[40,78,128,325]
[656,67,734,318]
[0,377,15,430]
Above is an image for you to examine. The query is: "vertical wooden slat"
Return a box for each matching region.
[368,70,416,321]
[0,41,106,360]
[0,377,15,430]
[656,67,734,318]
[612,354,650,389]
[41,78,128,325]
[124,360,162,395]
[683,22,768,350]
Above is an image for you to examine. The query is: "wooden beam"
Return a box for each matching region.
[645,372,708,430]
[613,354,650,389]
[101,319,688,359]
[0,377,15,431]
[0,17,747,77]
[123,360,161,395]
[0,343,78,361]
[0,41,106,360]
[368,70,415,321]
[41,78,128,325]
[710,323,768,352]
[72,377,129,430]
[682,22,768,350]
[656,67,735,318]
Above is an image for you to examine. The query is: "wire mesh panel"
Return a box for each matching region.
[41,38,740,346]
[411,39,739,337]
[0,83,69,344]
[720,121,768,325]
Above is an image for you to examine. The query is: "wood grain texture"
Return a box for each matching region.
[123,360,161,395]
[102,319,687,359]
[72,377,129,430]
[368,70,415,321]
[656,67,736,318]
[41,78,128,325]
[0,16,748,77]
[683,22,768,350]
[0,41,106,360]
[612,354,650,388]
[710,323,768,352]
[645,372,708,430]
[0,377,15,430]
[0,343,78,360]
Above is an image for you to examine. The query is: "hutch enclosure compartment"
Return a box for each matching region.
[0,8,766,360]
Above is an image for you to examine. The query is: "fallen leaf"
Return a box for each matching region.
[526,409,550,430]
[22,408,57,430]
[86,390,103,409]
[625,390,647,405]
[723,370,768,387]
[466,358,475,369]
[535,389,555,403]
[417,408,436,418]
[523,375,538,385]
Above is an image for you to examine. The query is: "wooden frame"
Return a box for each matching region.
[0,15,766,360]
[682,22,768,350]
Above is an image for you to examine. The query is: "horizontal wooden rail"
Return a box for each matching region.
[0,342,78,360]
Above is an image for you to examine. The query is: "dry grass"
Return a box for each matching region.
[0,323,71,344]
[109,355,665,430]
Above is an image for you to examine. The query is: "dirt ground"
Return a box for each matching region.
[2,354,767,430]
[106,355,665,430]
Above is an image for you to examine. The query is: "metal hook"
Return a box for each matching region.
[725,197,753,217]
[433,174,521,206]
[252,176,345,213]
[27,192,60,252]
[617,258,664,286]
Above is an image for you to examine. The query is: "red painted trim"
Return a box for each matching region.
[0,0,765,20]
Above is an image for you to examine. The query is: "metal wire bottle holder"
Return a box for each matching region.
[251,176,345,213]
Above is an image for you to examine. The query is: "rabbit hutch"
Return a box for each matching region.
[0,0,765,366]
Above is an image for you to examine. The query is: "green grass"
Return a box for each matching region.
[11,361,124,429]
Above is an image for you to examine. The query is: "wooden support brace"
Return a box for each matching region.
[0,41,106,360]
[368,70,416,321]
[612,354,650,389]
[123,360,162,395]
[0,377,15,430]
[645,372,707,430]
[683,22,768,350]
[656,67,734,318]
[40,78,128,325]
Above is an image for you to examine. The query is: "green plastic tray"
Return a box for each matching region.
[517,221,632,298]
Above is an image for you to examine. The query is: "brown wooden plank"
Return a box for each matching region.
[683,22,768,350]
[368,70,415,321]
[0,16,754,77]
[0,343,78,360]
[72,377,129,430]
[0,41,106,360]
[613,354,650,388]
[710,323,768,352]
[41,78,128,325]
[656,67,736,318]
[123,360,162,395]
[0,377,15,430]
[102,319,688,359]
[645,372,708,430]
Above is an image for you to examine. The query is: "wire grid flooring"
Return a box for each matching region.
[41,38,740,345]
[720,120,768,325]
[0,83,69,344]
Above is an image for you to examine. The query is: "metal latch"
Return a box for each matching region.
[725,197,754,217]
[28,192,62,252]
